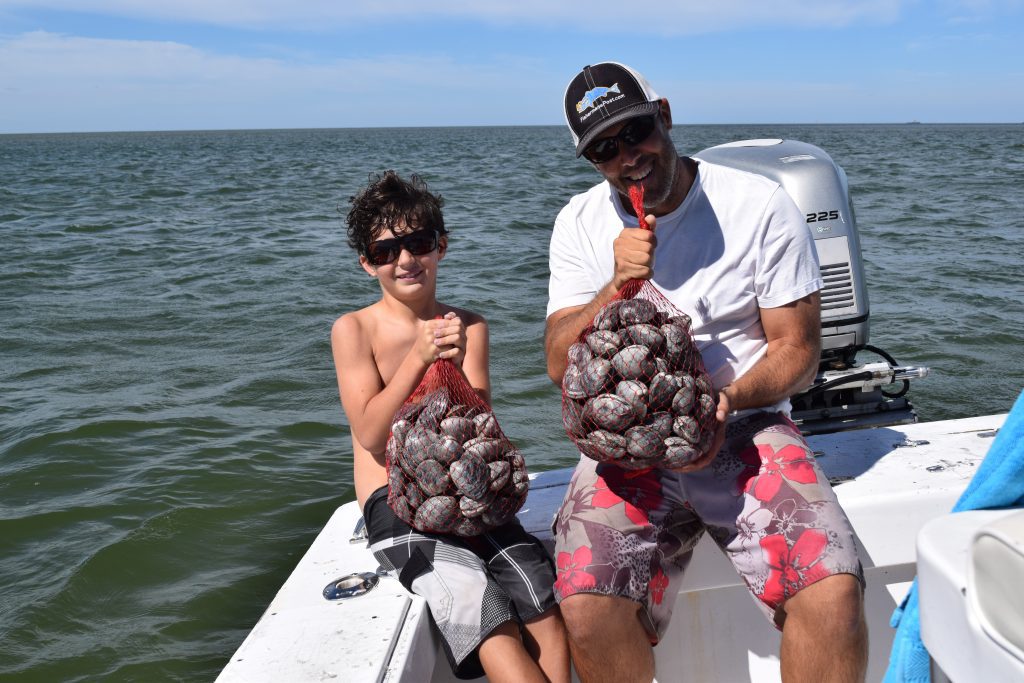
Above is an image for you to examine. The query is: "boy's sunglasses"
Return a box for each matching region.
[583,115,658,164]
[364,229,440,266]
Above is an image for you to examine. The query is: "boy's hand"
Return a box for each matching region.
[432,312,467,367]
[611,214,656,291]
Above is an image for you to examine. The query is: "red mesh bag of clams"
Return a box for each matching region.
[386,358,529,537]
[561,186,718,470]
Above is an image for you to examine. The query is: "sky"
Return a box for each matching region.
[0,0,1022,133]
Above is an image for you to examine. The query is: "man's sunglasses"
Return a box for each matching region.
[583,115,658,164]
[364,229,440,266]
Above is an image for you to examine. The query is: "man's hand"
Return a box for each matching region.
[666,388,729,473]
[611,214,657,290]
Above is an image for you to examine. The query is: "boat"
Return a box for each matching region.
[217,140,1022,682]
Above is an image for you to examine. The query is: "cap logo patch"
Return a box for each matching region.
[576,83,621,114]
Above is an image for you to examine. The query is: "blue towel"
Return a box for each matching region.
[883,388,1024,682]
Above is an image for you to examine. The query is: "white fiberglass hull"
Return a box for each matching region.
[218,413,1007,683]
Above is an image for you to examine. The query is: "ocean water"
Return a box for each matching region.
[1,124,1022,680]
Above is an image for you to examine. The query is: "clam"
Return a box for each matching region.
[488,461,511,491]
[664,437,700,467]
[405,482,426,509]
[450,454,490,500]
[473,411,501,438]
[616,380,648,422]
[661,322,691,366]
[568,341,594,366]
[625,425,665,461]
[593,299,624,331]
[414,495,458,532]
[586,330,622,358]
[445,403,480,419]
[388,463,408,492]
[648,372,682,411]
[511,469,529,495]
[417,388,450,430]
[667,313,692,329]
[583,393,637,432]
[593,429,629,456]
[644,411,674,438]
[562,397,587,438]
[439,416,475,443]
[562,363,588,400]
[431,435,463,466]
[394,401,423,423]
[403,425,441,464]
[399,428,440,475]
[618,298,658,325]
[611,345,656,381]
[695,374,714,397]
[416,459,451,496]
[593,299,622,331]
[385,434,402,470]
[392,495,414,523]
[460,495,489,518]
[623,324,665,354]
[671,375,696,415]
[390,418,413,448]
[697,392,717,421]
[580,357,615,397]
[673,415,700,444]
[655,357,670,375]
[508,450,526,470]
[463,437,505,462]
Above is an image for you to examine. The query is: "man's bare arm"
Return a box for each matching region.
[717,291,821,418]
[545,220,657,383]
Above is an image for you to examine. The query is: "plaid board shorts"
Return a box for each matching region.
[552,411,864,640]
[364,486,558,679]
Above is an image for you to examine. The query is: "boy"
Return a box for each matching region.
[332,170,569,682]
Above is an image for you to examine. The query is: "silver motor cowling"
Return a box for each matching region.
[694,139,927,434]
[695,139,868,361]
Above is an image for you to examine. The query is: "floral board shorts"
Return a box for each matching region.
[364,486,558,679]
[552,411,864,640]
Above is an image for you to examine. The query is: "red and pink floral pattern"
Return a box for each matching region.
[553,412,863,637]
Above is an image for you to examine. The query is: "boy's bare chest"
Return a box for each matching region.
[371,327,418,385]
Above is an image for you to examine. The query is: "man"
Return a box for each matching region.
[544,62,868,683]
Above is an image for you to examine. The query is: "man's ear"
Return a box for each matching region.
[437,235,448,260]
[659,99,673,130]
[359,255,377,278]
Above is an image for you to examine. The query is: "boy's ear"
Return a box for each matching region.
[359,255,378,278]
[437,235,448,260]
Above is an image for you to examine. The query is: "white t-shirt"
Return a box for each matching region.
[547,159,822,415]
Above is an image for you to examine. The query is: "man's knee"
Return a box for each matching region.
[780,573,864,631]
[560,593,641,642]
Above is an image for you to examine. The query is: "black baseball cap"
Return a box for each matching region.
[563,62,662,158]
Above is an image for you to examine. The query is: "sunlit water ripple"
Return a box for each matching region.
[1,124,1022,680]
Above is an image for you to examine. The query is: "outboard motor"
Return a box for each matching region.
[695,139,928,435]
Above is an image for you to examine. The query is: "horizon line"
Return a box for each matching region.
[3,121,1021,137]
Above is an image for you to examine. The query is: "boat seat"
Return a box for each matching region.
[970,508,1024,662]
[918,507,1024,682]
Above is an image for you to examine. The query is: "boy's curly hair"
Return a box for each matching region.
[346,170,447,256]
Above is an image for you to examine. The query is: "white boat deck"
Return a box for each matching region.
[217,413,1006,683]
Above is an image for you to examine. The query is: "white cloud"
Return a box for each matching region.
[0,0,908,33]
[0,32,559,132]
